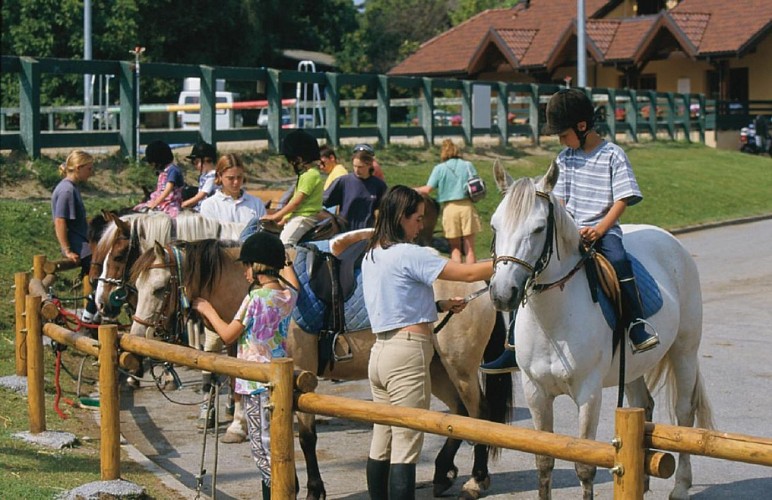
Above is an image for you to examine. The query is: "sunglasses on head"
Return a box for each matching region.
[353,144,375,154]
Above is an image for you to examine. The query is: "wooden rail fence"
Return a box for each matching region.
[13,254,772,498]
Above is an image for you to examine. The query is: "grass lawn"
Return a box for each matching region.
[0,140,770,497]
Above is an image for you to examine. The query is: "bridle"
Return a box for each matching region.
[492,190,589,306]
[131,244,189,343]
[492,191,556,295]
[95,226,141,312]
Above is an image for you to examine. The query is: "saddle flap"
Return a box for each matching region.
[593,253,621,315]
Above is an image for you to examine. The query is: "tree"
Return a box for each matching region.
[449,0,520,26]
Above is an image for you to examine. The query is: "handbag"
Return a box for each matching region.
[465,163,487,202]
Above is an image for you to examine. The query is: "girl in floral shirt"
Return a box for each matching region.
[192,231,298,497]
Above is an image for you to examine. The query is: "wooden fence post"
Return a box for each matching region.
[15,272,30,376]
[270,358,296,498]
[33,255,46,280]
[98,324,121,480]
[26,294,45,434]
[613,408,645,499]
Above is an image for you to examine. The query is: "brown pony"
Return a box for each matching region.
[129,238,511,500]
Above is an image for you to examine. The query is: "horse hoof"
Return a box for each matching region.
[220,430,246,444]
[433,465,458,496]
[458,475,490,500]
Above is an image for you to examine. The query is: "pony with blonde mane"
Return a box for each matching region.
[128,237,512,500]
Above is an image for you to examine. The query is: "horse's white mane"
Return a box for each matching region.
[503,175,579,256]
[98,212,247,255]
[502,177,537,235]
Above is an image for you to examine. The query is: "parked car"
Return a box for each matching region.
[257,107,292,127]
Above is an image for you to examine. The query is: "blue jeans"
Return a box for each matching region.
[596,233,633,280]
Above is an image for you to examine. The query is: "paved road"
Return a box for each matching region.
[118,219,772,499]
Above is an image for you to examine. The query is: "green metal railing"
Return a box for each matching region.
[0,55,710,159]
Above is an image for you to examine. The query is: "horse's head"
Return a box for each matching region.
[416,194,440,247]
[93,212,137,319]
[489,160,561,311]
[129,242,178,339]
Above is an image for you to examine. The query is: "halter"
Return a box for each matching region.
[131,244,189,342]
[493,190,595,306]
[492,191,556,299]
[96,225,141,310]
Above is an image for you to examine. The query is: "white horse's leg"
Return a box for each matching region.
[575,387,602,500]
[666,352,701,500]
[523,379,555,500]
[625,376,654,492]
[221,396,247,443]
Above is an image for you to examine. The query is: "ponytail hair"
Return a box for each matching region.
[60,150,94,177]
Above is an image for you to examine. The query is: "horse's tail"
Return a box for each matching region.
[646,356,715,430]
[481,312,514,460]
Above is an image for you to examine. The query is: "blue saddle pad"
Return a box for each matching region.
[291,243,371,334]
[598,255,663,330]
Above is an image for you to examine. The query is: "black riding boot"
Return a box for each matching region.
[261,480,270,500]
[389,463,416,500]
[366,458,390,500]
[619,276,660,354]
[480,312,518,374]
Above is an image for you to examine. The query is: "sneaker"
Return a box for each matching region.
[197,402,215,430]
[628,319,660,354]
[479,349,518,374]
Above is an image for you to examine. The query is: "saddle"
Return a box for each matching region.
[584,248,663,342]
[261,210,347,243]
[292,230,373,374]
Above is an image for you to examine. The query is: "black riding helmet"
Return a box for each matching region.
[237,231,286,270]
[543,89,595,135]
[281,130,320,165]
[144,140,174,166]
[186,141,216,161]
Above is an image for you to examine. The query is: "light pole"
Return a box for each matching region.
[577,0,587,88]
[83,0,92,131]
[129,46,145,160]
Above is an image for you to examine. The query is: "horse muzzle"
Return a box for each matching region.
[489,279,525,312]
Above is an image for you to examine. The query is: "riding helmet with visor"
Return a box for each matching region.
[543,88,595,135]
[281,130,320,164]
[144,140,174,166]
[186,142,217,161]
[237,231,286,270]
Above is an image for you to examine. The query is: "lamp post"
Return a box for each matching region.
[83,0,92,131]
[577,0,587,88]
[129,46,145,160]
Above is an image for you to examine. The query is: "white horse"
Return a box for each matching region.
[488,160,713,500]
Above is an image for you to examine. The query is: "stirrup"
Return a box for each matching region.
[627,318,660,354]
[332,331,353,362]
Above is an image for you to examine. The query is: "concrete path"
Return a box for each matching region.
[118,219,772,499]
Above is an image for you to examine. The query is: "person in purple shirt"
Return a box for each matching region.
[323,148,387,230]
[51,149,99,322]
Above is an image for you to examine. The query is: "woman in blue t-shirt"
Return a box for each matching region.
[51,150,99,322]
[361,185,492,499]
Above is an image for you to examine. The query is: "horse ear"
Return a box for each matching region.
[541,159,560,193]
[492,158,514,194]
[114,213,131,235]
[154,242,165,259]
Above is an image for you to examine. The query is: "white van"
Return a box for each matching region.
[177,78,243,130]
